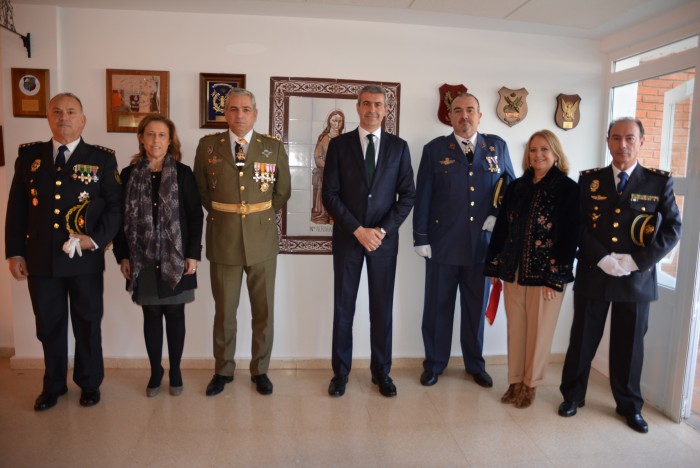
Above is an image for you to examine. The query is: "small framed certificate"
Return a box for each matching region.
[199,73,246,128]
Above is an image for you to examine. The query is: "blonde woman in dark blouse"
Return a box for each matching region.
[485,130,580,408]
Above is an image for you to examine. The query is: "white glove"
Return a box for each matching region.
[414,245,432,258]
[597,255,630,277]
[482,215,497,232]
[62,236,82,259]
[611,253,639,272]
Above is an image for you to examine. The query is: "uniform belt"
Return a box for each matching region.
[211,200,272,214]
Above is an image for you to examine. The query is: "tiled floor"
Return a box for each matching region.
[1,358,699,467]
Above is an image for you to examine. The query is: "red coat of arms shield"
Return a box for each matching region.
[438,84,468,126]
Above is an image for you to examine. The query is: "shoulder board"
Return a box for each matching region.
[19,141,43,148]
[93,145,115,155]
[644,167,672,178]
[481,133,505,143]
[579,167,604,176]
[262,133,282,141]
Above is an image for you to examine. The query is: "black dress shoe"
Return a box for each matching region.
[471,371,493,388]
[558,399,585,417]
[420,370,439,386]
[34,387,68,412]
[79,389,101,407]
[328,375,348,397]
[206,374,233,396]
[372,374,397,397]
[616,408,648,433]
[250,374,273,395]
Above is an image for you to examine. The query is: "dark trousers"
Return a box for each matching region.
[27,273,104,393]
[331,251,397,377]
[560,293,649,414]
[142,304,186,386]
[421,260,489,375]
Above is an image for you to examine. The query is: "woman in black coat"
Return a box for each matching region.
[485,129,580,408]
[113,115,203,397]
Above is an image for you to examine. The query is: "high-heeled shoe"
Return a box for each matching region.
[169,368,183,396]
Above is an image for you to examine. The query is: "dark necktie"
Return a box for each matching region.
[365,134,376,181]
[617,171,628,193]
[464,140,474,165]
[55,145,68,172]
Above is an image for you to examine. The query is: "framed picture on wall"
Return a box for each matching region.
[106,69,169,133]
[199,73,246,128]
[269,76,401,254]
[11,68,50,118]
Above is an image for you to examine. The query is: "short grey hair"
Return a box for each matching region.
[224,88,257,110]
[607,117,645,138]
[49,92,84,111]
[357,85,387,103]
[451,92,480,112]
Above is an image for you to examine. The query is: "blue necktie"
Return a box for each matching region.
[617,172,628,193]
[55,145,68,172]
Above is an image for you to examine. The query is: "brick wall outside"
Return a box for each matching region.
[634,67,694,278]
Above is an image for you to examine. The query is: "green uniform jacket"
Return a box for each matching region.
[193,131,291,266]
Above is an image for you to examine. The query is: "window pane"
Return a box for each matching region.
[614,36,698,72]
[611,67,695,177]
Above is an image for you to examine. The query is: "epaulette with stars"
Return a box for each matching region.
[262,133,282,142]
[93,145,115,155]
[580,167,605,176]
[644,167,672,178]
[19,141,42,148]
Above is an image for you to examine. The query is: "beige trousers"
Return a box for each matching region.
[503,280,567,387]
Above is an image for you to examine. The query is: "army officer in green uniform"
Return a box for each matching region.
[194,88,291,396]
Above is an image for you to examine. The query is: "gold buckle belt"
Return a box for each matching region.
[211,200,272,214]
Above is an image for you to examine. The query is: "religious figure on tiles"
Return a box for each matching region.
[311,109,345,224]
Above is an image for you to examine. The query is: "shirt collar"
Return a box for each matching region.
[53,137,81,155]
[229,129,254,144]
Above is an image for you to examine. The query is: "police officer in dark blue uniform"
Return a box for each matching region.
[5,93,123,411]
[558,118,681,433]
[413,93,515,387]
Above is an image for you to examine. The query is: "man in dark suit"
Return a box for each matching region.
[5,92,123,410]
[558,117,681,433]
[322,84,415,397]
[413,93,514,388]
[193,88,291,396]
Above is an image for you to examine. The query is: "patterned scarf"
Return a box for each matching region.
[124,155,184,292]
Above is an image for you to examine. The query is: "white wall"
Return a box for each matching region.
[1,5,606,363]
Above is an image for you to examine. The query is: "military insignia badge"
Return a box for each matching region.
[30,188,38,206]
[437,84,468,126]
[72,164,100,184]
[590,180,600,192]
[439,157,455,165]
[208,155,222,165]
[262,149,272,158]
[631,212,662,247]
[31,159,41,172]
[207,145,213,155]
[591,195,607,200]
[78,191,90,203]
[497,87,528,127]
[555,94,581,130]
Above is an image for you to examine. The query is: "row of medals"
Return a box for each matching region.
[236,148,276,193]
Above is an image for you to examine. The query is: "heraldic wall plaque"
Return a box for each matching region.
[497,87,528,127]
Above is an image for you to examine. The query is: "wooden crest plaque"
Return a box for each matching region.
[497,87,528,127]
[555,94,581,130]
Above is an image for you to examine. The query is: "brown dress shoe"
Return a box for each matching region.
[500,382,523,404]
[515,384,536,408]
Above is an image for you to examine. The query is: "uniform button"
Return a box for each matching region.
[241,186,245,191]
[55,194,61,200]
[613,222,619,228]
[615,208,621,214]
[641,206,646,211]
[469,216,474,221]
[470,187,475,191]
[53,223,59,229]
[153,202,157,206]
[54,209,60,215]
[239,171,244,176]
[155,265,160,269]
[594,206,599,211]
[470,201,475,206]
[241,214,247,219]
[368,194,373,198]
[55,180,62,186]
[434,220,439,224]
[612,237,618,242]
[469,171,474,176]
